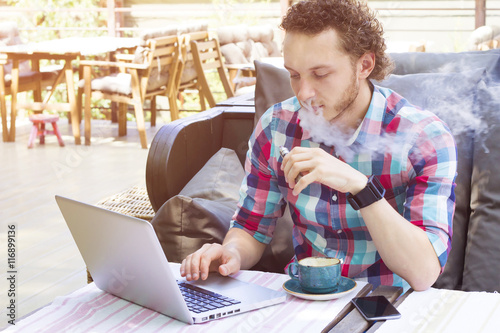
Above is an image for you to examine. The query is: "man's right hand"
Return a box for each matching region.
[180,243,242,281]
[179,228,267,281]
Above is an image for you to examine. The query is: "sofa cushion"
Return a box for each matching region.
[374,69,485,134]
[374,70,485,290]
[180,62,198,85]
[151,195,238,263]
[251,41,271,62]
[220,43,248,65]
[389,50,500,81]
[151,148,244,263]
[139,23,208,45]
[133,43,174,92]
[179,148,244,201]
[218,25,280,65]
[139,26,178,46]
[247,25,275,44]
[254,60,294,127]
[463,82,500,292]
[468,25,500,50]
[217,25,249,45]
[78,67,172,95]
[78,73,133,96]
[147,63,172,92]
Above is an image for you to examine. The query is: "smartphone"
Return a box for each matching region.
[351,295,401,321]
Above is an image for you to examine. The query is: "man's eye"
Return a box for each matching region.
[290,74,300,79]
[314,72,328,78]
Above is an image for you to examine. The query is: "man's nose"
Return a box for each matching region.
[296,79,315,102]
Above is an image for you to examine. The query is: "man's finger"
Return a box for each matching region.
[219,264,230,276]
[180,259,187,277]
[186,252,202,281]
[218,251,241,277]
[198,244,224,280]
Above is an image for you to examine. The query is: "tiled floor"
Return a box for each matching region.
[0,116,174,329]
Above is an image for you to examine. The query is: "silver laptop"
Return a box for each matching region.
[55,195,286,324]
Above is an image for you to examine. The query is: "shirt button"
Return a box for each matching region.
[332,194,338,201]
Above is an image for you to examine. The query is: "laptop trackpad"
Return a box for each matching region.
[187,274,280,303]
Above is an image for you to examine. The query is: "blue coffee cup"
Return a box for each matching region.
[288,257,341,294]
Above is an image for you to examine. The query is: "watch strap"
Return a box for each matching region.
[347,175,386,210]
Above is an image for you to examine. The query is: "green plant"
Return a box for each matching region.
[7,0,107,41]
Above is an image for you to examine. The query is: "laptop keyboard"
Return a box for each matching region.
[178,282,241,314]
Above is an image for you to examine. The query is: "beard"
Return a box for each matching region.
[298,76,360,148]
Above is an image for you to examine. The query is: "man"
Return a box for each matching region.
[181,0,456,292]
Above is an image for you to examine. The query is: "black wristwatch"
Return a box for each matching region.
[347,175,386,210]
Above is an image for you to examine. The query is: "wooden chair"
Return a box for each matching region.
[0,53,43,142]
[190,37,235,109]
[176,31,211,112]
[79,35,184,149]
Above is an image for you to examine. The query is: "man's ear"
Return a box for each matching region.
[357,52,375,79]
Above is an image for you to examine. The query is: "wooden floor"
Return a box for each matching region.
[0,115,175,329]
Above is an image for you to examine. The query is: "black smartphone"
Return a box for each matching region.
[351,295,401,321]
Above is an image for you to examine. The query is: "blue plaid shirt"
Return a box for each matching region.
[231,85,457,291]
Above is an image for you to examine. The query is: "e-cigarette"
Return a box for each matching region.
[279,146,302,183]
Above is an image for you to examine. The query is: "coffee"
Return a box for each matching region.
[299,257,340,267]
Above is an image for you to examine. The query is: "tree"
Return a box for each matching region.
[7,0,107,42]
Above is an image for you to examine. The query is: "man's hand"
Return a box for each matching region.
[179,228,267,281]
[180,243,241,281]
[280,146,367,195]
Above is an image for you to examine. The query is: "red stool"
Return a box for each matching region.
[28,114,65,148]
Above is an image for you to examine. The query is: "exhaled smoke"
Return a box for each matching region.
[376,67,496,156]
[298,66,498,161]
[298,102,402,162]
[298,98,357,159]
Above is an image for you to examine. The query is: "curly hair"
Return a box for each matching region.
[280,0,394,80]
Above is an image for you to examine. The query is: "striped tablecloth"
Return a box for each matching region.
[5,265,367,333]
[377,287,500,333]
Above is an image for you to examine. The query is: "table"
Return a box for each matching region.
[375,287,500,333]
[0,37,140,143]
[2,264,372,332]
[7,263,499,332]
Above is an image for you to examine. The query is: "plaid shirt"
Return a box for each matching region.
[231,85,457,291]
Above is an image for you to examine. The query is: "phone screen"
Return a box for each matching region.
[351,296,401,321]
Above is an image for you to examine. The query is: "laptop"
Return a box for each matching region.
[55,195,286,324]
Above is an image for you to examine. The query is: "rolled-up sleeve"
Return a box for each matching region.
[405,117,457,270]
[230,107,286,244]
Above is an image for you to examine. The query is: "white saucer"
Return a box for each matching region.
[282,277,357,301]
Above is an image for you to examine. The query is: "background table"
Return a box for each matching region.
[0,37,140,143]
